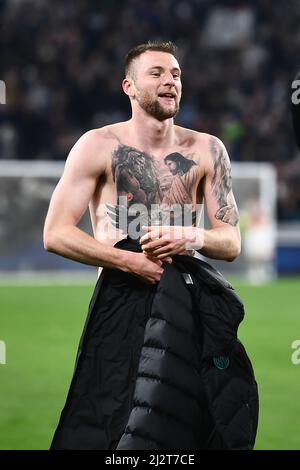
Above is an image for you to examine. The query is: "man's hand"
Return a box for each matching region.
[126,251,172,285]
[139,225,204,260]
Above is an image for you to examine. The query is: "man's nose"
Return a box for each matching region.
[162,72,176,86]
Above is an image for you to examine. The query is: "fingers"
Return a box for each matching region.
[140,227,160,244]
[142,240,169,255]
[140,225,170,244]
[141,228,166,251]
[156,246,188,259]
[150,245,172,256]
[145,253,163,266]
[152,254,173,264]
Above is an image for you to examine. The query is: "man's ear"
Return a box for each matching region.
[122,77,136,98]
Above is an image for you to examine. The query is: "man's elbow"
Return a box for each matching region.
[226,239,241,262]
[43,230,57,253]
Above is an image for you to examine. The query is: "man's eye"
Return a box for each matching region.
[151,72,160,76]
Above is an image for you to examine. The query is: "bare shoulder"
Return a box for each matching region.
[175,126,228,167]
[197,132,230,172]
[175,125,199,146]
[64,124,123,175]
[175,125,221,149]
[72,125,120,153]
[97,121,130,143]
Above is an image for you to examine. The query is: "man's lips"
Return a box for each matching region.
[158,94,176,103]
[158,93,176,98]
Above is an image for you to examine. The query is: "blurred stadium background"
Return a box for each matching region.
[1,0,300,450]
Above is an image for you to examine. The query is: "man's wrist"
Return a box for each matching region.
[185,227,204,252]
[117,249,137,273]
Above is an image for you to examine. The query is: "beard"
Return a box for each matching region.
[137,89,180,121]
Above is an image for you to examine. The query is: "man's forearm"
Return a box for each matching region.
[196,226,241,262]
[43,225,133,272]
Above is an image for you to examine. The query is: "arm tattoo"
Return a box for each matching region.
[210,137,239,226]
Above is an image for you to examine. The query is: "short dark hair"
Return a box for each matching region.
[125,40,178,78]
[164,153,196,173]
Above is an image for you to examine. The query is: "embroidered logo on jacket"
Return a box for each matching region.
[213,356,230,370]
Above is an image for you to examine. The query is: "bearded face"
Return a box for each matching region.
[135,86,180,121]
[124,50,182,121]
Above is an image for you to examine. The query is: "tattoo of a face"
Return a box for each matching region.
[107,144,199,232]
[210,137,239,226]
[111,144,162,206]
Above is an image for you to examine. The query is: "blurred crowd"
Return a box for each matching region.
[1,0,300,220]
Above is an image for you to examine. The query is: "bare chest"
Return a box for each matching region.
[108,143,203,206]
[90,143,204,239]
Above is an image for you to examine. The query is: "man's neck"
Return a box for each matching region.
[127,112,177,153]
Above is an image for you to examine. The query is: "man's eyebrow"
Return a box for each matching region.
[147,66,181,74]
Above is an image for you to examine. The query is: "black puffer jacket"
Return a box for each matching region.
[50,236,259,450]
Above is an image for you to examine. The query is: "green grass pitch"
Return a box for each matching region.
[0,277,300,450]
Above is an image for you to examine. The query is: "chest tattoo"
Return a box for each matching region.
[106,144,200,233]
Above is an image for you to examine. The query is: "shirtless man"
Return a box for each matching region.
[43,41,241,284]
